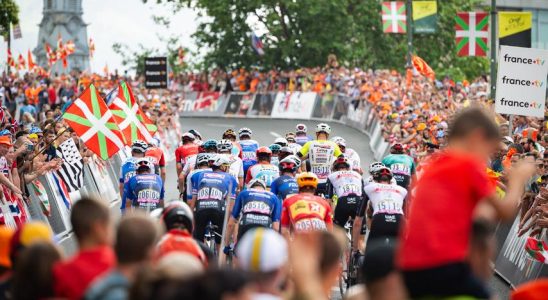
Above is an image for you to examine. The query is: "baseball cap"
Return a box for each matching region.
[10,222,53,263]
[0,136,12,147]
[0,226,15,268]
[236,228,287,273]
[362,239,396,284]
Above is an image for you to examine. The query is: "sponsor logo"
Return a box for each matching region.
[499,97,542,109]
[503,53,545,66]
[501,76,544,88]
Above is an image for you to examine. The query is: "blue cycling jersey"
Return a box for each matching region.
[122,174,164,212]
[119,158,136,184]
[239,139,259,174]
[187,168,211,200]
[192,171,238,211]
[231,189,281,227]
[270,175,299,201]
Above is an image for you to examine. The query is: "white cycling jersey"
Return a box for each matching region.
[181,154,197,176]
[299,140,342,184]
[344,148,361,172]
[288,143,302,155]
[327,170,364,197]
[364,182,407,216]
[364,176,397,186]
[224,154,244,180]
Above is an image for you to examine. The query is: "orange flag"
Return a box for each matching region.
[27,50,36,71]
[17,54,26,70]
[412,55,435,81]
[103,63,109,76]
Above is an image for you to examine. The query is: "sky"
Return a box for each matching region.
[1,0,200,73]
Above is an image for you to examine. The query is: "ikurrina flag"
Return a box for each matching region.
[525,236,548,264]
[412,1,437,34]
[499,11,532,48]
[455,12,489,57]
[63,84,125,160]
[108,81,157,144]
[382,2,406,34]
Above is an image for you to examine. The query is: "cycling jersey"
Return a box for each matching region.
[122,174,165,212]
[155,229,207,266]
[231,142,242,158]
[245,162,280,188]
[231,189,281,239]
[327,170,365,226]
[281,193,332,232]
[299,140,342,183]
[382,154,416,189]
[295,134,312,146]
[225,154,244,181]
[364,175,398,186]
[181,154,198,177]
[175,144,199,165]
[186,168,212,200]
[146,147,166,175]
[119,157,137,184]
[192,170,238,212]
[287,143,302,154]
[270,156,279,166]
[360,182,407,216]
[344,148,362,172]
[239,139,259,174]
[270,175,299,201]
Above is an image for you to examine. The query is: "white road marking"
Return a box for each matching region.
[207,123,236,128]
[270,131,282,138]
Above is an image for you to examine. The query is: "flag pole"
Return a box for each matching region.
[7,22,11,76]
[489,0,497,100]
[405,0,413,68]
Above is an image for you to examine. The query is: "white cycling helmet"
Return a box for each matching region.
[296,124,307,133]
[331,136,346,147]
[369,162,385,175]
[135,157,152,170]
[238,127,253,137]
[316,123,331,135]
[217,139,233,152]
[274,137,288,147]
[248,178,267,189]
[196,153,210,165]
[211,155,231,167]
[284,155,302,168]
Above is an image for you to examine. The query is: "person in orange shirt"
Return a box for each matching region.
[24,82,39,105]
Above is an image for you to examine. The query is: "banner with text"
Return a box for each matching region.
[271,92,318,119]
[179,92,227,117]
[144,57,168,89]
[495,46,548,118]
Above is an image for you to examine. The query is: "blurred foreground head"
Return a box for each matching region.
[448,107,500,159]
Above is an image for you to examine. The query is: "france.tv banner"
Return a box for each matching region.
[495,46,548,118]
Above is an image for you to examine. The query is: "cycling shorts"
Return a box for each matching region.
[315,183,329,198]
[333,195,362,227]
[368,213,403,242]
[193,208,225,244]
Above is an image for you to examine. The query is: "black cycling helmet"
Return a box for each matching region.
[390,143,404,154]
[162,201,194,232]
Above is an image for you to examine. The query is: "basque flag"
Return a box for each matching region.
[251,33,265,56]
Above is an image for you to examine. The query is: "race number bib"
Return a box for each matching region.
[294,218,327,232]
[197,187,223,201]
[311,165,330,179]
[391,163,410,176]
[341,184,360,195]
[374,198,403,215]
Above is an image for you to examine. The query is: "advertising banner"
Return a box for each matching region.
[312,93,336,119]
[413,1,437,34]
[495,46,548,118]
[248,93,276,116]
[271,92,317,119]
[225,93,255,116]
[179,92,227,116]
[499,12,532,48]
[144,57,168,89]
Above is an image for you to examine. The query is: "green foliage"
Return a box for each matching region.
[112,43,158,75]
[143,0,489,80]
[0,0,19,38]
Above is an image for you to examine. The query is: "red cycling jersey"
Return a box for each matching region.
[175,144,199,165]
[146,147,166,168]
[281,193,333,232]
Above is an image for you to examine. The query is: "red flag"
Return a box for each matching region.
[57,34,67,68]
[6,49,15,68]
[45,43,56,66]
[64,40,75,55]
[27,50,36,71]
[412,55,435,80]
[17,54,26,70]
[88,38,95,58]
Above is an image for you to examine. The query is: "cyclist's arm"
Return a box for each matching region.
[326,178,335,200]
[333,143,342,157]
[280,203,291,239]
[272,221,280,232]
[297,141,311,159]
[121,180,133,213]
[175,150,182,175]
[159,177,165,208]
[224,217,237,247]
[325,204,334,232]
[245,168,252,184]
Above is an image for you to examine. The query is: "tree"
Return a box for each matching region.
[0,0,19,39]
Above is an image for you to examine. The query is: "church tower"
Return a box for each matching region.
[33,0,90,74]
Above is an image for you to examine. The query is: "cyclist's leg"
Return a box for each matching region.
[316,182,328,198]
[333,196,351,227]
[193,209,208,242]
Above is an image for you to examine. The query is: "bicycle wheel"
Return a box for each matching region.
[339,252,349,297]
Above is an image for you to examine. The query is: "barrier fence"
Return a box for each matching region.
[180,91,547,288]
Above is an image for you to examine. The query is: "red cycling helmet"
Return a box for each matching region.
[256,146,272,156]
[390,143,404,154]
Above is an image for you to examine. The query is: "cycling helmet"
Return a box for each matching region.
[196,153,210,166]
[269,144,282,154]
[203,139,218,151]
[274,137,288,147]
[131,140,148,153]
[135,157,152,170]
[296,124,307,133]
[332,155,350,169]
[238,127,253,138]
[279,157,298,173]
[285,155,302,168]
[296,172,319,189]
[369,162,385,175]
[211,155,231,167]
[181,132,195,141]
[149,137,160,147]
[390,143,404,154]
[188,129,202,140]
[248,178,267,190]
[373,166,393,180]
[162,201,194,232]
[223,129,236,139]
[256,146,272,156]
[316,123,331,134]
[217,139,233,152]
[331,136,346,147]
[279,146,293,158]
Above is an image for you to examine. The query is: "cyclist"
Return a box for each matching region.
[184,153,212,202]
[269,143,282,165]
[119,140,148,197]
[217,139,244,190]
[179,139,217,196]
[270,156,300,201]
[274,137,288,148]
[281,172,333,237]
[279,146,294,161]
[122,158,165,213]
[382,143,416,190]
[175,132,199,175]
[332,136,362,174]
[357,166,407,242]
[238,127,259,175]
[285,132,302,154]
[155,201,208,266]
[246,146,279,189]
[222,128,242,158]
[223,179,281,254]
[188,129,202,141]
[365,162,397,186]
[145,137,166,183]
[295,123,312,146]
[190,155,238,252]
[298,123,342,196]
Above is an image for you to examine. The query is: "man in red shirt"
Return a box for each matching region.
[175,132,199,175]
[281,172,333,238]
[398,108,535,299]
[53,197,115,300]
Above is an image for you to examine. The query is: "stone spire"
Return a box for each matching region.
[33,0,90,74]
